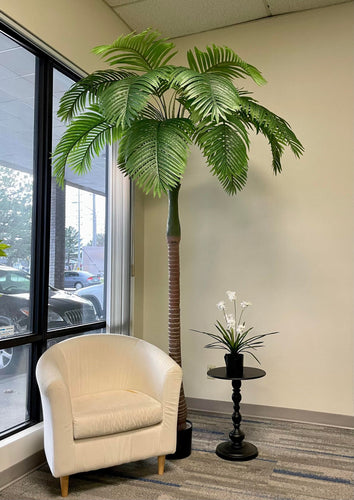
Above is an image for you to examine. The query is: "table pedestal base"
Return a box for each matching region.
[216,441,258,461]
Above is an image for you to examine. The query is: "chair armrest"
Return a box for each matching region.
[133,344,182,452]
[129,342,182,410]
[36,359,75,476]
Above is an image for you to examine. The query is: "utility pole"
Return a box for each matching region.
[77,190,81,269]
[92,193,97,246]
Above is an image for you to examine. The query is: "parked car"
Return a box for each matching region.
[64,271,101,290]
[0,265,98,373]
[75,283,104,318]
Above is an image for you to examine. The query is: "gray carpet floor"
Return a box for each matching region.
[1,410,353,500]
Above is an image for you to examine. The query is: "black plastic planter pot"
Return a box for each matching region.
[167,420,192,459]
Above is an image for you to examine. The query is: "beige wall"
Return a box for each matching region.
[142,3,354,416]
[0,0,129,73]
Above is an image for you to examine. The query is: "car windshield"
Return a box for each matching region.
[0,269,31,294]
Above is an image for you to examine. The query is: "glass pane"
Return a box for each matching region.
[0,32,35,338]
[48,69,106,329]
[0,344,30,433]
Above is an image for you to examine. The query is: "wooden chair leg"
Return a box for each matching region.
[158,455,165,475]
[60,476,69,497]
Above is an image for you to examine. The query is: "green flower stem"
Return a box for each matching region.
[238,307,245,326]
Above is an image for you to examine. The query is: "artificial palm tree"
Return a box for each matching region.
[53,29,304,446]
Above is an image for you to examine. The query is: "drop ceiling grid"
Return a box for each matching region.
[112,0,269,38]
[102,0,352,38]
[267,0,350,15]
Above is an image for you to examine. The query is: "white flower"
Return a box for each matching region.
[226,314,235,329]
[216,301,226,311]
[226,290,237,301]
[236,324,246,334]
[240,301,252,308]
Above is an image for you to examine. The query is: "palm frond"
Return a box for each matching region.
[0,240,10,257]
[187,45,266,85]
[52,105,120,186]
[140,102,165,120]
[171,68,241,122]
[195,115,250,194]
[57,70,134,122]
[118,118,194,196]
[99,68,172,126]
[92,29,177,72]
[239,97,304,173]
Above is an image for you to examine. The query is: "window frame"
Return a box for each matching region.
[0,20,131,440]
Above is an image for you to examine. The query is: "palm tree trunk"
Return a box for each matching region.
[167,183,187,431]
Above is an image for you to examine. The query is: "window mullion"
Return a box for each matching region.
[31,56,53,335]
[29,55,53,421]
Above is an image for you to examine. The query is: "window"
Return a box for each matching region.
[0,22,130,438]
[49,68,107,327]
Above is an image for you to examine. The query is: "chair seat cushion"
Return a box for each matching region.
[72,389,163,439]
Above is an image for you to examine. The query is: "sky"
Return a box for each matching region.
[65,185,106,246]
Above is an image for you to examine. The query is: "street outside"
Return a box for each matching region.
[0,371,29,434]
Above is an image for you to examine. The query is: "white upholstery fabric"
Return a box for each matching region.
[36,334,182,478]
[72,389,163,439]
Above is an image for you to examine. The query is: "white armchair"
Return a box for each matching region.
[36,334,182,497]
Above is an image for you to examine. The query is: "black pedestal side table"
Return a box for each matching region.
[207,366,266,461]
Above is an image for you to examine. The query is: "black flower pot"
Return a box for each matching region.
[167,420,192,459]
[224,353,244,377]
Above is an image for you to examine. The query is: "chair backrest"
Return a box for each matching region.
[39,334,166,398]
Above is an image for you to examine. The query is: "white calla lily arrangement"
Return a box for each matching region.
[192,290,277,364]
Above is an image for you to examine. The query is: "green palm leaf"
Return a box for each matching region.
[172,68,241,122]
[187,44,266,85]
[99,69,170,127]
[0,240,9,257]
[93,29,177,72]
[118,118,194,196]
[140,102,164,120]
[239,97,304,173]
[57,69,133,122]
[195,116,250,194]
[52,105,120,186]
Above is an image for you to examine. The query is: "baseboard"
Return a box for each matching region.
[186,397,354,429]
[0,450,45,490]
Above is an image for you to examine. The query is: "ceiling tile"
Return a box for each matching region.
[0,100,34,123]
[0,88,14,103]
[0,47,35,77]
[0,77,34,100]
[103,0,353,38]
[0,34,18,52]
[0,64,18,81]
[114,0,269,38]
[105,0,141,5]
[267,0,351,15]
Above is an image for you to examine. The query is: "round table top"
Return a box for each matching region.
[207,366,266,380]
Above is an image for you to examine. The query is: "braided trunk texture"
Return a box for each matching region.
[167,235,187,430]
[167,184,187,431]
